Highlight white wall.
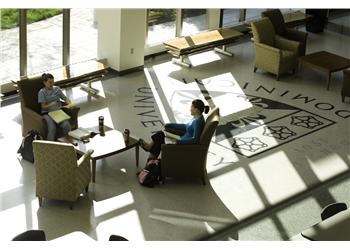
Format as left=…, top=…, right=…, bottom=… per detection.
left=207, top=9, right=221, bottom=30
left=96, top=9, right=146, bottom=72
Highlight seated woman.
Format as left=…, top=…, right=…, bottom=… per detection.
left=38, top=73, right=72, bottom=141
left=139, top=99, right=210, bottom=160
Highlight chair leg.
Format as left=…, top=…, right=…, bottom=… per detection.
left=276, top=74, right=280, bottom=81
left=253, top=67, right=257, bottom=73
left=38, top=197, right=43, bottom=207
left=85, top=184, right=89, bottom=193
left=202, top=178, right=206, bottom=186
left=342, top=95, right=345, bottom=103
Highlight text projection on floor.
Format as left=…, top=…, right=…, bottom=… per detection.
left=212, top=81, right=350, bottom=157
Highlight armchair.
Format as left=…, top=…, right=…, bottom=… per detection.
left=33, top=140, right=93, bottom=209
left=161, top=107, right=220, bottom=185
left=251, top=18, right=300, bottom=80
left=262, top=9, right=308, bottom=56
left=17, top=76, right=79, bottom=139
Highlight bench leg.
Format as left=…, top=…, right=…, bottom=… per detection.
left=80, top=80, right=100, bottom=95
left=214, top=45, right=233, bottom=57
left=172, top=56, right=191, bottom=68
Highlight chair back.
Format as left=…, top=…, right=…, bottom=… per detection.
left=17, top=76, right=44, bottom=114
left=251, top=18, right=276, bottom=46
left=262, top=9, right=286, bottom=35
left=321, top=202, right=347, bottom=221
left=199, top=107, right=220, bottom=147
left=33, top=140, right=78, bottom=201
left=12, top=230, right=46, bottom=241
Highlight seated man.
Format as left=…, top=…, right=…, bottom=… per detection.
left=38, top=73, right=72, bottom=141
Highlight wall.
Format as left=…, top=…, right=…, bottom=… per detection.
left=96, top=9, right=146, bottom=72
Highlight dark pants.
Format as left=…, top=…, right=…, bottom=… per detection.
left=149, top=131, right=165, bottom=158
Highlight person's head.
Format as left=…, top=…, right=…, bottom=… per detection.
left=42, top=73, right=54, bottom=89
left=190, top=99, right=210, bottom=116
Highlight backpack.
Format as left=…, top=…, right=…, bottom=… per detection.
left=17, top=130, right=43, bottom=163
left=138, top=159, right=161, bottom=187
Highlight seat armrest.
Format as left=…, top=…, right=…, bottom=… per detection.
left=285, top=28, right=308, bottom=43
left=274, top=35, right=300, bottom=54
left=77, top=149, right=94, bottom=167
left=161, top=144, right=206, bottom=153
left=62, top=106, right=80, bottom=129
left=22, top=106, right=44, bottom=122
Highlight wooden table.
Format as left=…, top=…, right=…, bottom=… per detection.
left=163, top=28, right=244, bottom=67
left=59, top=126, right=139, bottom=183
left=301, top=210, right=350, bottom=241
left=298, top=51, right=350, bottom=90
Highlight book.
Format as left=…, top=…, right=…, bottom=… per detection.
left=164, top=130, right=181, bottom=140
left=48, top=109, right=71, bottom=124
left=68, top=127, right=92, bottom=140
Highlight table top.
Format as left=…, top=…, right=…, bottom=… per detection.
left=299, top=51, right=350, bottom=72
left=283, top=11, right=313, bottom=28
left=163, top=28, right=243, bottom=51
left=59, top=126, right=139, bottom=160
left=301, top=210, right=350, bottom=241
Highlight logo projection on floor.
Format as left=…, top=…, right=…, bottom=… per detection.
left=215, top=94, right=336, bottom=158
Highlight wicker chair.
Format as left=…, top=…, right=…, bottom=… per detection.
left=262, top=9, right=308, bottom=56
left=33, top=140, right=93, bottom=209
left=251, top=18, right=300, bottom=80
left=161, top=107, right=220, bottom=185
left=17, top=76, right=79, bottom=139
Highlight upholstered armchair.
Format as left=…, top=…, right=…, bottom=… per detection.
left=342, top=70, right=350, bottom=102
left=262, top=9, right=308, bottom=56
left=161, top=107, right=220, bottom=185
left=33, top=140, right=93, bottom=209
left=17, top=76, right=79, bottom=139
left=251, top=18, right=300, bottom=80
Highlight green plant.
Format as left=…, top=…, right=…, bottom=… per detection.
left=1, top=9, right=63, bottom=30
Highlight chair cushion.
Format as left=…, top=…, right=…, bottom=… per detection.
left=200, top=107, right=220, bottom=146
left=251, top=18, right=276, bottom=46
left=18, top=76, right=44, bottom=114
left=262, top=9, right=286, bottom=35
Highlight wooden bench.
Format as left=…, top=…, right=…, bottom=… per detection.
left=163, top=27, right=244, bottom=67
left=1, top=59, right=110, bottom=97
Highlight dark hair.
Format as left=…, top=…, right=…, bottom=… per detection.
left=41, top=73, right=54, bottom=82
left=192, top=99, right=210, bottom=114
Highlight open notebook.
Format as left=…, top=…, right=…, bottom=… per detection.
left=48, top=109, right=71, bottom=124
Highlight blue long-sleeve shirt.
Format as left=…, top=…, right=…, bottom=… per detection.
left=165, top=115, right=205, bottom=144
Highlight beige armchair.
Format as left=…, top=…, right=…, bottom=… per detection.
left=33, top=140, right=93, bottom=209
left=161, top=107, right=220, bottom=185
left=262, top=9, right=308, bottom=56
left=17, top=76, right=79, bottom=139
left=251, top=18, right=300, bottom=80
left=342, top=70, right=350, bottom=102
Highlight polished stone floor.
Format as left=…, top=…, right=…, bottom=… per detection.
left=0, top=15, right=350, bottom=242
